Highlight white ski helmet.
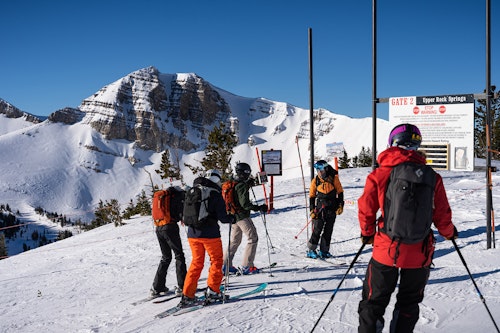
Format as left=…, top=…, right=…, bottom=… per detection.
left=205, top=169, right=222, bottom=185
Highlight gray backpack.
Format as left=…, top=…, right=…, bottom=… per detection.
left=183, top=184, right=218, bottom=228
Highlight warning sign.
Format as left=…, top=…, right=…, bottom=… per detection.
left=389, top=94, right=474, bottom=171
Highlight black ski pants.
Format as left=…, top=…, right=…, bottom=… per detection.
left=152, top=223, right=187, bottom=291
left=307, top=209, right=336, bottom=253
left=358, top=258, right=430, bottom=333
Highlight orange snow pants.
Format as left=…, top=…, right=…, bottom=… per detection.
left=183, top=237, right=223, bottom=298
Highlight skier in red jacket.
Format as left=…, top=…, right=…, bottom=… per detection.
left=357, top=123, right=458, bottom=333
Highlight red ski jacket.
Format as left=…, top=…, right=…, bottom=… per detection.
left=358, top=147, right=456, bottom=268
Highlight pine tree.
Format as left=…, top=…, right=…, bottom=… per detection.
left=57, top=230, right=73, bottom=240
left=357, top=146, right=373, bottom=167
left=352, top=156, right=359, bottom=168
left=91, top=200, right=110, bottom=229
left=0, top=233, right=7, bottom=259
left=135, top=190, right=151, bottom=216
left=155, top=150, right=182, bottom=183
left=107, top=199, right=123, bottom=227
left=122, top=199, right=136, bottom=220
left=338, top=149, right=351, bottom=169
left=475, top=86, right=499, bottom=158
left=185, top=122, right=238, bottom=179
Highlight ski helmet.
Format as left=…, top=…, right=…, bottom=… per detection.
left=388, top=123, right=422, bottom=150
left=205, top=169, right=222, bottom=185
left=235, top=162, right=251, bottom=180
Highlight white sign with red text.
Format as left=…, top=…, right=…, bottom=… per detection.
left=389, top=94, right=474, bottom=171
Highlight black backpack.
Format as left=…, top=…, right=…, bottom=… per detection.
left=183, top=184, right=218, bottom=228
left=382, top=162, right=436, bottom=244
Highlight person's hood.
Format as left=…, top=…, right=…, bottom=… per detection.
left=377, top=147, right=426, bottom=168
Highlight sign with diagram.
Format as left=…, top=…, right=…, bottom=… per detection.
left=326, top=142, right=345, bottom=158
left=261, top=149, right=282, bottom=176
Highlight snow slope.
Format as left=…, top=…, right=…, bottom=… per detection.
left=0, top=166, right=499, bottom=333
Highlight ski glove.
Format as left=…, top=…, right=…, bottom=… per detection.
left=445, top=226, right=459, bottom=240
left=335, top=200, right=344, bottom=215
left=310, top=209, right=318, bottom=219
left=257, top=204, right=268, bottom=213
left=246, top=177, right=256, bottom=187
left=361, top=234, right=375, bottom=244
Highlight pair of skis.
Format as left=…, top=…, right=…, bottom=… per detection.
left=131, top=291, right=178, bottom=306
left=155, top=282, right=268, bottom=318
left=291, top=253, right=347, bottom=266
left=222, top=262, right=277, bottom=282
left=234, top=262, right=277, bottom=276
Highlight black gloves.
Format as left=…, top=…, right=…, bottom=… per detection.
left=258, top=204, right=268, bottom=213
left=361, top=234, right=375, bottom=244
left=445, top=226, right=459, bottom=240
left=246, top=177, right=256, bottom=187
left=253, top=204, right=268, bottom=213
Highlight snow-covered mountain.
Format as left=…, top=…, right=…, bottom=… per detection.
left=0, top=66, right=390, bottom=225
left=1, top=72, right=499, bottom=331
left=0, top=98, right=42, bottom=134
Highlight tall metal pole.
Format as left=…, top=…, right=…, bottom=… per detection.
left=372, top=0, right=378, bottom=170
left=308, top=28, right=314, bottom=180
left=485, top=0, right=492, bottom=249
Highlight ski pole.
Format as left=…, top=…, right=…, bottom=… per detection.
left=311, top=242, right=367, bottom=333
left=452, top=239, right=499, bottom=332
left=294, top=218, right=313, bottom=239
left=250, top=187, right=275, bottom=276
left=295, top=208, right=323, bottom=239
left=223, top=218, right=233, bottom=303
left=260, top=210, right=275, bottom=250
left=250, top=187, right=275, bottom=249
left=296, top=136, right=310, bottom=240
left=261, top=211, right=274, bottom=277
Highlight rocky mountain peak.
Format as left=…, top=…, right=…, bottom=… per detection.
left=78, top=66, right=232, bottom=152
left=0, top=98, right=42, bottom=124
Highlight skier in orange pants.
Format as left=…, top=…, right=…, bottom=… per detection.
left=178, top=170, right=235, bottom=307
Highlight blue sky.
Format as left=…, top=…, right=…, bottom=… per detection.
left=1, top=0, right=497, bottom=120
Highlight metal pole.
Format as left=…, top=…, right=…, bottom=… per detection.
left=308, top=27, right=314, bottom=181
left=308, top=27, right=315, bottom=240
left=372, top=0, right=378, bottom=170
left=485, top=0, right=492, bottom=249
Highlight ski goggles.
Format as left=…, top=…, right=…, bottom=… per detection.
left=313, top=162, right=328, bottom=170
